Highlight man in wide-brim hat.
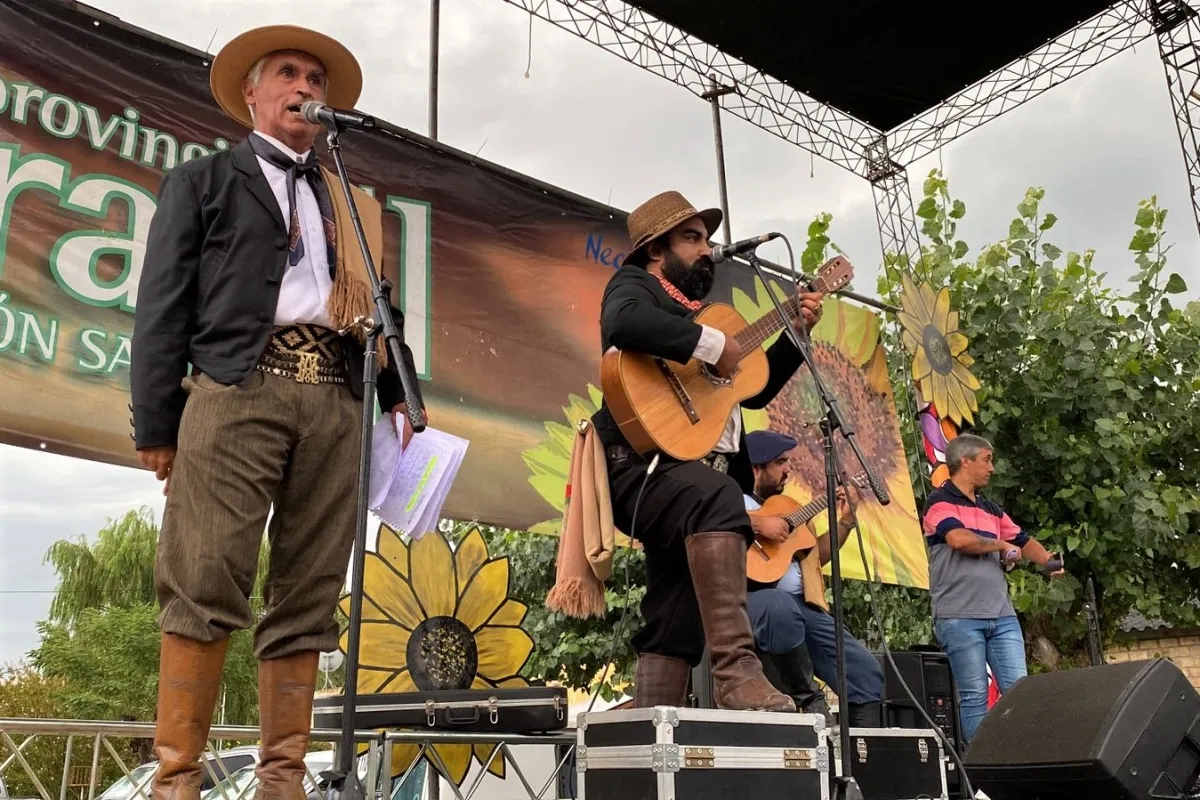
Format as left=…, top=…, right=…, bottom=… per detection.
left=589, top=190, right=826, bottom=712
left=131, top=25, right=424, bottom=800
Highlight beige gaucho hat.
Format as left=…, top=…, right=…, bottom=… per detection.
left=624, top=190, right=723, bottom=267
left=209, top=25, right=363, bottom=129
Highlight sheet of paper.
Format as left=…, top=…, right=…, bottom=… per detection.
left=368, top=417, right=469, bottom=539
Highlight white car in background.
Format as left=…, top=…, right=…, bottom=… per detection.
left=95, top=746, right=260, bottom=800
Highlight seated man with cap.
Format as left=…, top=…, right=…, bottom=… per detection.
left=744, top=430, right=885, bottom=727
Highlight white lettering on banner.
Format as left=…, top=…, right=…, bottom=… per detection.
left=0, top=142, right=434, bottom=381
left=384, top=196, right=432, bottom=379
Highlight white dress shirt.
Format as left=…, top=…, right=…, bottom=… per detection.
left=693, top=324, right=743, bottom=454
left=252, top=132, right=334, bottom=329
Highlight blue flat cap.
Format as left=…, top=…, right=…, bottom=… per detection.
left=746, top=430, right=798, bottom=465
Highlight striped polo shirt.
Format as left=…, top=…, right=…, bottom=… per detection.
left=922, top=481, right=1029, bottom=620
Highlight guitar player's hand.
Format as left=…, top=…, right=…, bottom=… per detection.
left=714, top=334, right=742, bottom=378
left=793, top=291, right=825, bottom=333
left=751, top=516, right=791, bottom=544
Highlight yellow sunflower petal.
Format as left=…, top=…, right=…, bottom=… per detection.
left=897, top=310, right=925, bottom=341
left=494, top=676, right=530, bottom=688
left=956, top=351, right=975, bottom=368
left=934, top=287, right=952, bottom=332
left=357, top=668, right=397, bottom=694
left=457, top=559, right=510, bottom=631
left=947, top=377, right=974, bottom=426
left=488, top=599, right=528, bottom=627
left=901, top=328, right=921, bottom=356
left=945, top=331, right=969, bottom=358
left=475, top=627, right=534, bottom=682
left=863, top=347, right=891, bottom=396
left=364, top=554, right=423, bottom=630
left=345, top=622, right=412, bottom=671
left=455, top=528, right=489, bottom=585
left=952, top=359, right=982, bottom=391
left=912, top=347, right=934, bottom=382
left=919, top=282, right=939, bottom=321
left=471, top=674, right=495, bottom=689
left=410, top=533, right=457, bottom=618
left=377, top=525, right=409, bottom=579
left=389, top=743, right=421, bottom=780
left=901, top=274, right=929, bottom=322
left=339, top=594, right=390, bottom=623
left=474, top=744, right=506, bottom=779
left=931, top=375, right=951, bottom=427
left=947, top=309, right=960, bottom=333
left=431, top=744, right=473, bottom=786
left=387, top=669, right=418, bottom=694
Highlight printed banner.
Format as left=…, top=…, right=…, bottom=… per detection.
left=0, top=0, right=926, bottom=586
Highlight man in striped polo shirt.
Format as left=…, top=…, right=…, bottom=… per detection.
left=922, top=434, right=1065, bottom=744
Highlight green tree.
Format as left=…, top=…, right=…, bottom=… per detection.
left=32, top=508, right=267, bottom=729
left=876, top=171, right=1200, bottom=664
left=0, top=666, right=70, bottom=798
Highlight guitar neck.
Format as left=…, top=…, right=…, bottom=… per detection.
left=733, top=276, right=832, bottom=353
left=784, top=494, right=831, bottom=528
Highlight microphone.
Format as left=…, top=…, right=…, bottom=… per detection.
left=300, top=101, right=376, bottom=132
left=709, top=232, right=781, bottom=264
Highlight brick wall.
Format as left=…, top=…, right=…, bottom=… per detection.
left=1106, top=634, right=1200, bottom=688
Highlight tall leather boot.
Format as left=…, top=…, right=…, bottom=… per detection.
left=632, top=653, right=691, bottom=707
left=684, top=532, right=795, bottom=712
left=254, top=652, right=320, bottom=800
left=773, top=646, right=833, bottom=725
left=151, top=633, right=229, bottom=800
left=847, top=701, right=882, bottom=729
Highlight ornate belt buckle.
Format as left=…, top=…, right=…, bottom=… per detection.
left=295, top=351, right=320, bottom=384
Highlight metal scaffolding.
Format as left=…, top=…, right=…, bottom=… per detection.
left=1154, top=0, right=1200, bottom=237
left=497, top=0, right=1200, bottom=265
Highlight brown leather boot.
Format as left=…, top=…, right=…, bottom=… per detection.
left=685, top=532, right=795, bottom=712
left=151, top=633, right=229, bottom=800
left=632, top=654, right=691, bottom=707
left=254, top=652, right=319, bottom=800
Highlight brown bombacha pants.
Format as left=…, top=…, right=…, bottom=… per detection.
left=155, top=370, right=362, bottom=660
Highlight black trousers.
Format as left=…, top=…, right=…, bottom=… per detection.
left=607, top=447, right=754, bottom=666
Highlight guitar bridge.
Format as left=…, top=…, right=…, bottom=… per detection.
left=655, top=358, right=700, bottom=424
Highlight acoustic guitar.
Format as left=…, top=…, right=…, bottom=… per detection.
left=599, top=256, right=855, bottom=461
left=746, top=473, right=870, bottom=584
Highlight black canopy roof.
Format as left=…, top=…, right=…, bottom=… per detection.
left=624, top=0, right=1118, bottom=130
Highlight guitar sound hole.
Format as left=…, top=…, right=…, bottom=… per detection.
left=700, top=363, right=733, bottom=387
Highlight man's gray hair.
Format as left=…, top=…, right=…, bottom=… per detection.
left=945, top=433, right=993, bottom=475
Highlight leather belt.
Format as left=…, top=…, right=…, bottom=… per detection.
left=606, top=444, right=731, bottom=474
left=256, top=324, right=346, bottom=385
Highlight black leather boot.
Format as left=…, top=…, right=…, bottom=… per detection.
left=773, top=645, right=832, bottom=724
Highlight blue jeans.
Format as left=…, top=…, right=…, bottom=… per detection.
left=934, top=616, right=1028, bottom=743
left=747, top=588, right=883, bottom=704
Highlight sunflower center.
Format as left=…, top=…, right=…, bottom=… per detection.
left=922, top=324, right=955, bottom=376
left=407, top=616, right=478, bottom=691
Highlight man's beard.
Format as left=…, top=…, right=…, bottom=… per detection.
left=758, top=477, right=786, bottom=499
left=661, top=250, right=715, bottom=301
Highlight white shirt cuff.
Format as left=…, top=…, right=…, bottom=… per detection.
left=692, top=324, right=725, bottom=365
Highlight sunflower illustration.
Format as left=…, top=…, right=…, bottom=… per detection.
left=896, top=274, right=980, bottom=426
left=337, top=525, right=534, bottom=785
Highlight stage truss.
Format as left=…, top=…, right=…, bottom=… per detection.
left=503, top=0, right=1200, bottom=259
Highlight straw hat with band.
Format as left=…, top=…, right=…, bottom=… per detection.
left=209, top=25, right=363, bottom=129
left=623, top=190, right=723, bottom=268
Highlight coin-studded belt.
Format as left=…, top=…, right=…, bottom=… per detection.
left=256, top=324, right=346, bottom=385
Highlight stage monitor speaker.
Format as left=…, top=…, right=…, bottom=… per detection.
left=964, top=658, right=1200, bottom=800
left=875, top=649, right=962, bottom=754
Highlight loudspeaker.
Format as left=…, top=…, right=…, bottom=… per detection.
left=875, top=649, right=963, bottom=754
left=964, top=658, right=1200, bottom=799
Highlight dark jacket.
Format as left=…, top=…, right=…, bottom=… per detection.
left=591, top=266, right=804, bottom=494
left=130, top=138, right=422, bottom=450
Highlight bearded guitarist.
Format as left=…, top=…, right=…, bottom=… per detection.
left=591, top=190, right=826, bottom=713
left=743, top=430, right=885, bottom=727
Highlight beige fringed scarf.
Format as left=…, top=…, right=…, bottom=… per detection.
left=320, top=165, right=388, bottom=368
left=546, top=419, right=617, bottom=619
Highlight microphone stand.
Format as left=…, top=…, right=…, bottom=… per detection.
left=318, top=119, right=427, bottom=800
left=743, top=248, right=891, bottom=800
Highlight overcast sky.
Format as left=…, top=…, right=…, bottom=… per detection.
left=3, top=0, right=1200, bottom=668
